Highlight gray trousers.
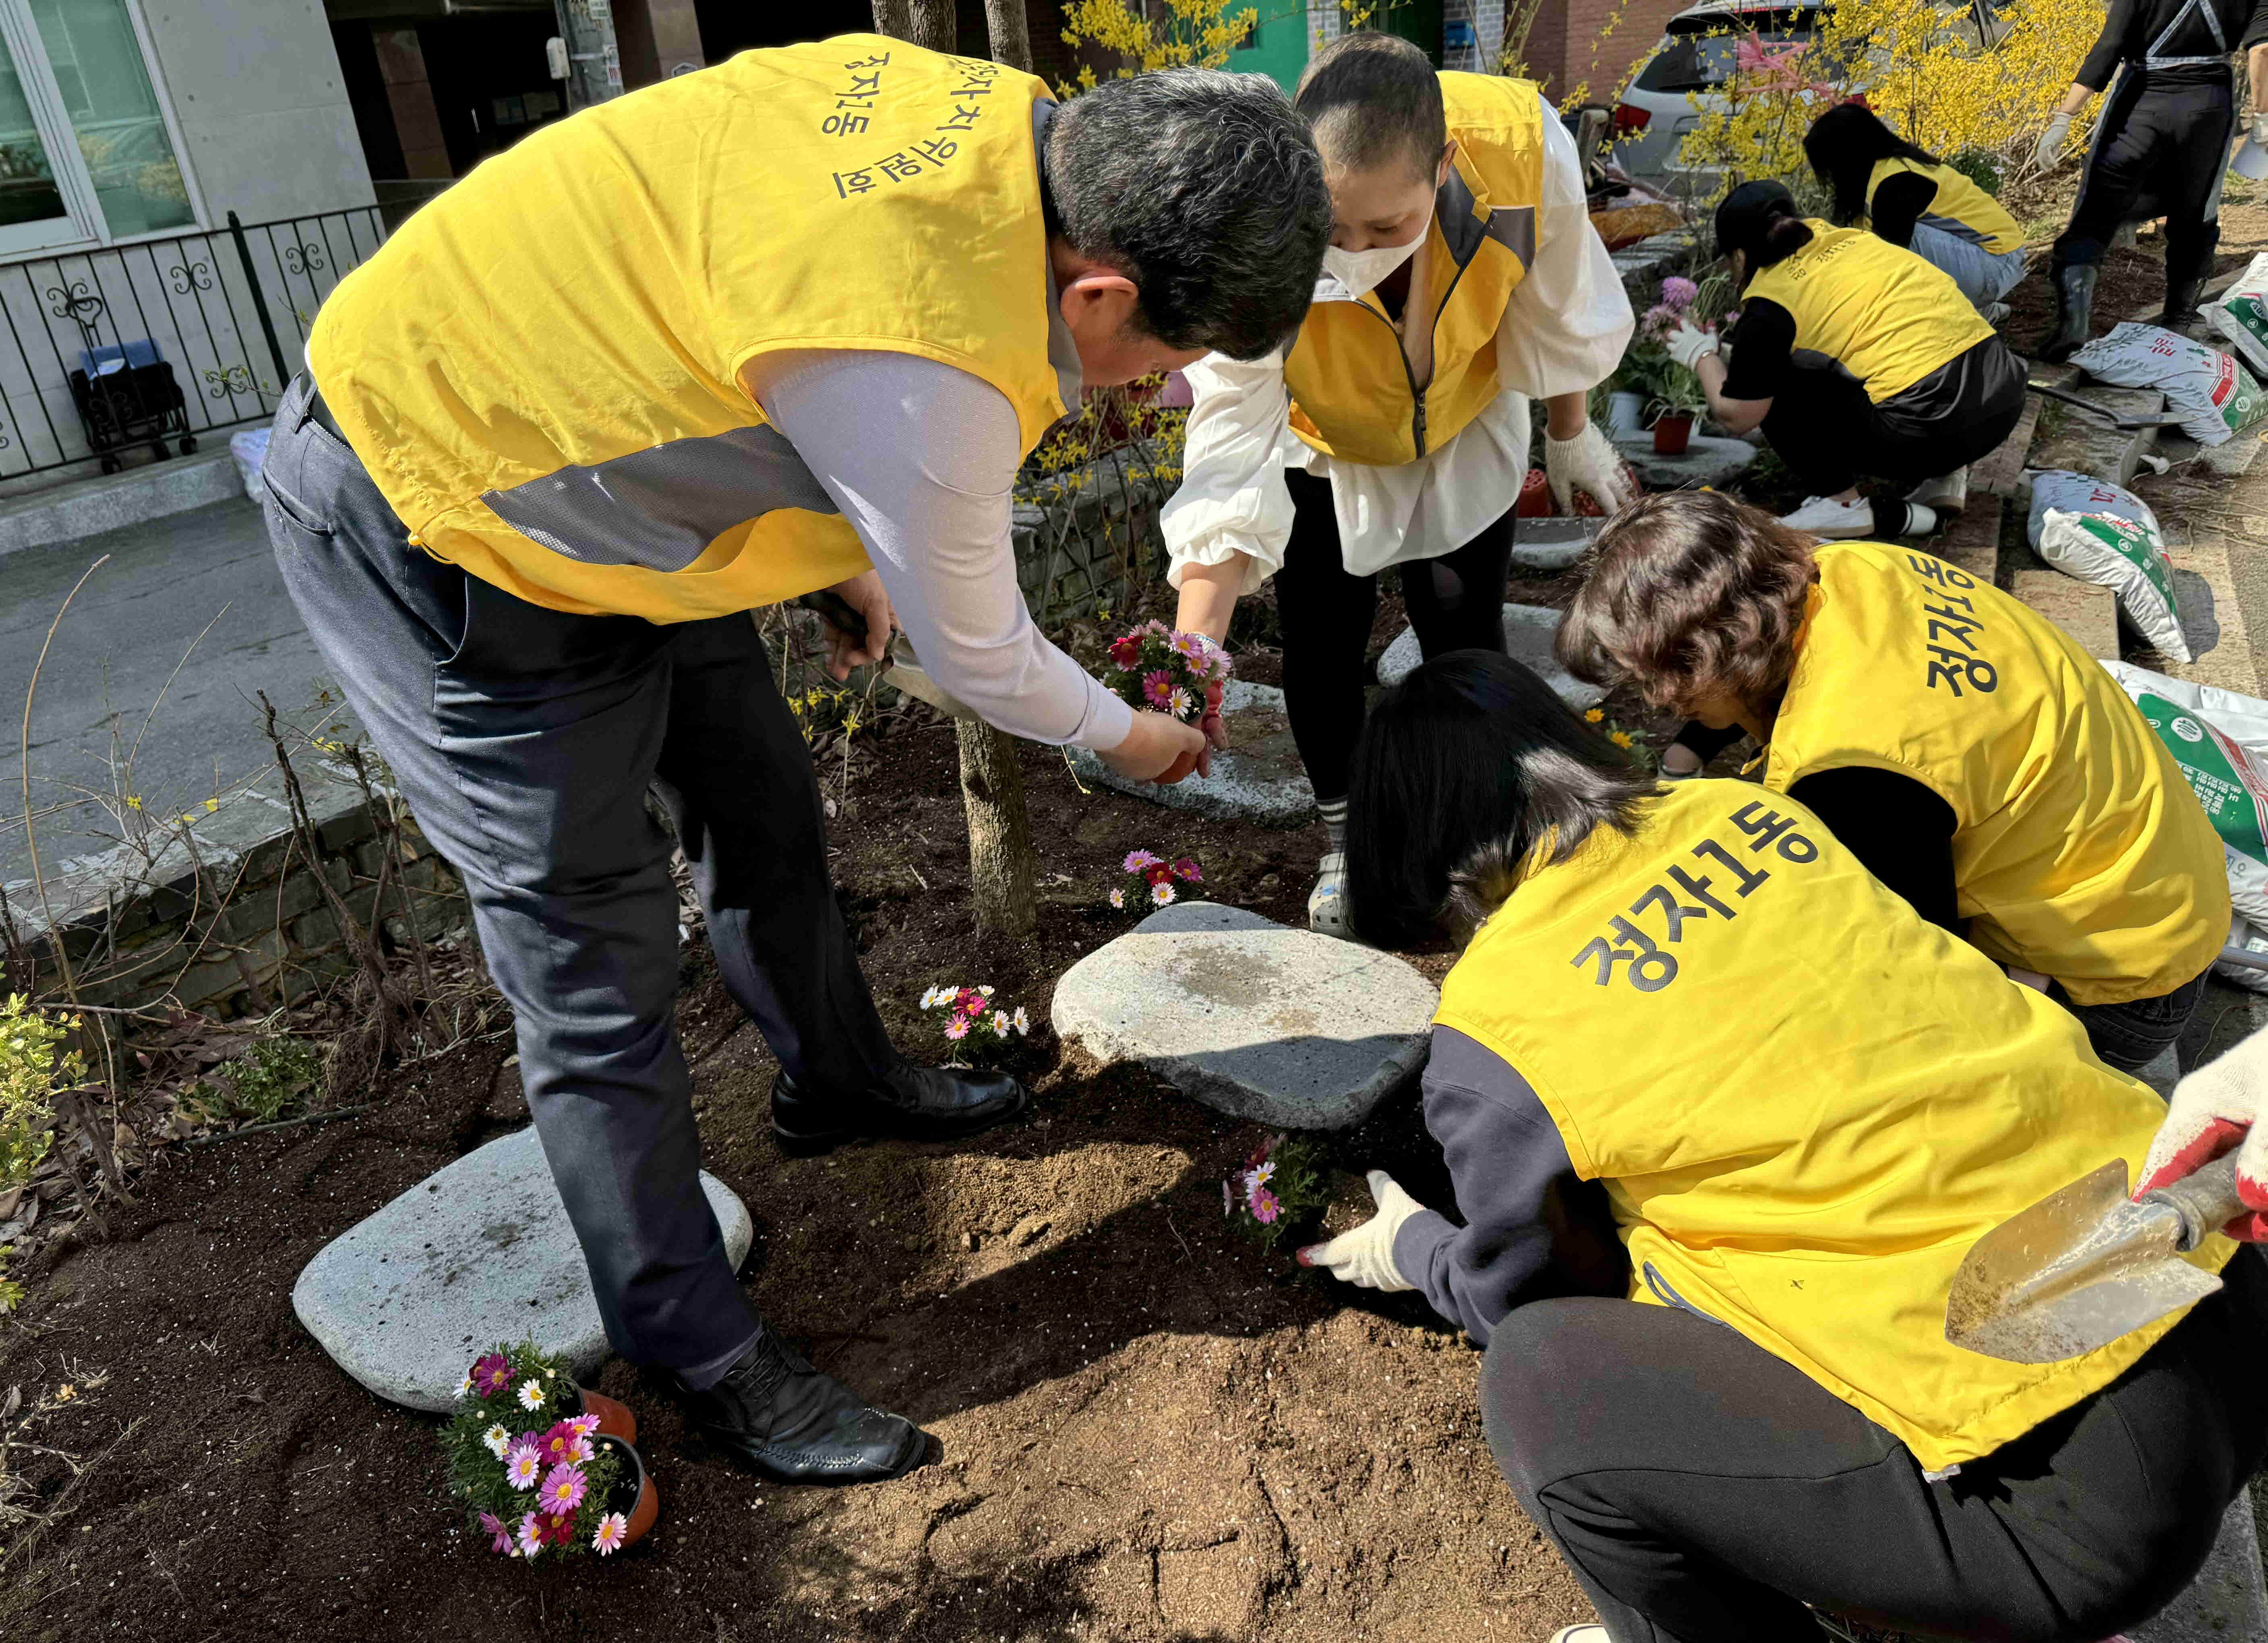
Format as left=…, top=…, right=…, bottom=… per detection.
left=261, top=376, right=900, bottom=1374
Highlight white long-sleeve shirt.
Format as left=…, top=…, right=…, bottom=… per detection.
left=1162, top=112, right=1635, bottom=591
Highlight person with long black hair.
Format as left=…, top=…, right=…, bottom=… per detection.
left=1662, top=180, right=2027, bottom=540
left=1803, top=102, right=2028, bottom=317
left=2033, top=0, right=2268, bottom=360
left=1298, top=646, right=2265, bottom=1643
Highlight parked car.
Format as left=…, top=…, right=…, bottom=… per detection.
left=1611, top=2, right=1836, bottom=184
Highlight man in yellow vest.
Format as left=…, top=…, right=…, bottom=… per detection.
left=1300, top=649, right=2262, bottom=1643
left=259, top=39, right=1328, bottom=1485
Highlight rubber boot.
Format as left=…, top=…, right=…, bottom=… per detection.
left=2155, top=225, right=2219, bottom=333
left=2036, top=262, right=2097, bottom=364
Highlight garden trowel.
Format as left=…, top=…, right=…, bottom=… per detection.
left=786, top=589, right=976, bottom=720
left=1945, top=1153, right=2246, bottom=1364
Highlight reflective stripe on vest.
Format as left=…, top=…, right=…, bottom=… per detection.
left=1743, top=222, right=1994, bottom=403
left=2143, top=0, right=2228, bottom=70
left=1283, top=74, right=1545, bottom=467
left=308, top=36, right=1070, bottom=623
left=1862, top=157, right=2023, bottom=256
left=1763, top=543, right=2229, bottom=1004
left=1433, top=777, right=2235, bottom=1476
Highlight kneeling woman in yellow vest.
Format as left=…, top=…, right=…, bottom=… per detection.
left=1561, top=490, right=2229, bottom=1075
left=1299, top=647, right=2262, bottom=1641
left=1164, top=31, right=1635, bottom=938
left=1663, top=180, right=2027, bottom=545
left=1803, top=103, right=2030, bottom=318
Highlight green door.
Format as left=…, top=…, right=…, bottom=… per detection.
left=1225, top=0, right=1309, bottom=94
left=1372, top=0, right=1445, bottom=65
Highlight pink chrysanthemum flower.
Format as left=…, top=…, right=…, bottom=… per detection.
left=479, top=1511, right=511, bottom=1554
left=1142, top=670, right=1173, bottom=709
left=1108, top=887, right=1126, bottom=909
left=1170, top=857, right=1201, bottom=883
left=540, top=1511, right=577, bottom=1547
left=1109, top=635, right=1142, bottom=668
left=1662, top=275, right=1699, bottom=308
left=1123, top=850, right=1162, bottom=872
left=505, top=1440, right=543, bottom=1491
left=593, top=1511, right=630, bottom=1555
left=569, top=1413, right=602, bottom=1440
left=471, top=1352, right=513, bottom=1397
left=1251, top=1186, right=1282, bottom=1225
left=516, top=1513, right=545, bottom=1558
left=538, top=1463, right=588, bottom=1515
left=1151, top=881, right=1175, bottom=906
left=944, top=1016, right=971, bottom=1040
left=538, top=1420, right=593, bottom=1466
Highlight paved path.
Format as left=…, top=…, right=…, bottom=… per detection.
left=0, top=497, right=336, bottom=889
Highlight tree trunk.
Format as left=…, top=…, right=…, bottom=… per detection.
left=956, top=717, right=1039, bottom=943
left=984, top=0, right=1033, bottom=71
left=905, top=0, right=958, bottom=52
left=869, top=0, right=1041, bottom=951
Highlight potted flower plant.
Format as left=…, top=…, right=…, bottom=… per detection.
left=1222, top=1131, right=1332, bottom=1252
left=442, top=1342, right=658, bottom=1559
left=1616, top=274, right=1714, bottom=455
left=1099, top=622, right=1231, bottom=724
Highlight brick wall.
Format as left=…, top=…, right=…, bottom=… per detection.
left=1524, top=0, right=1684, bottom=105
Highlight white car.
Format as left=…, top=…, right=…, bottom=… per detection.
left=1611, top=2, right=1834, bottom=184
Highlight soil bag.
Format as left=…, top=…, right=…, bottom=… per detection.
left=2069, top=322, right=2264, bottom=446
left=2025, top=469, right=2190, bottom=662
left=2100, top=661, right=2268, bottom=959
left=2207, top=251, right=2268, bottom=380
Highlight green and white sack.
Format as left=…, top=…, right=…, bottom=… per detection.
left=2100, top=662, right=2268, bottom=977
left=2207, top=251, right=2268, bottom=381
left=2069, top=322, right=2265, bottom=446
left=2026, top=470, right=2191, bottom=662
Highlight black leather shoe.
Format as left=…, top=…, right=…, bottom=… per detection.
left=770, top=1061, right=1029, bottom=1156
left=2036, top=262, right=2097, bottom=364
left=678, top=1330, right=925, bottom=1486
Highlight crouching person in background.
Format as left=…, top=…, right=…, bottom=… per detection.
left=1300, top=647, right=2264, bottom=1642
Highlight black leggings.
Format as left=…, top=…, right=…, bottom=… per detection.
left=1277, top=466, right=1513, bottom=803
left=1482, top=1250, right=2268, bottom=1643
left=1761, top=340, right=2028, bottom=500
left=2053, top=70, right=2231, bottom=277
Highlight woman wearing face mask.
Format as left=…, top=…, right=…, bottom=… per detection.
left=1161, top=30, right=1636, bottom=936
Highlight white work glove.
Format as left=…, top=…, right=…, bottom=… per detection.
left=2251, top=113, right=2268, bottom=146
left=2138, top=1023, right=2268, bottom=1242
left=1545, top=422, right=1635, bottom=514
left=1663, top=320, right=1719, bottom=372
left=1297, top=1169, right=1422, bottom=1291
left=2033, top=112, right=2073, bottom=170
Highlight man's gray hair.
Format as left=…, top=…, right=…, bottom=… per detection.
left=1046, top=69, right=1329, bottom=362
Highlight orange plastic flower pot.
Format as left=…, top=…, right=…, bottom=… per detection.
left=575, top=1384, right=638, bottom=1445
left=593, top=1434, right=659, bottom=1550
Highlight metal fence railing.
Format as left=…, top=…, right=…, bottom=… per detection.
left=0, top=205, right=386, bottom=479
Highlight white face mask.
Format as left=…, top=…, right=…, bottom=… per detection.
left=1322, top=231, right=1422, bottom=300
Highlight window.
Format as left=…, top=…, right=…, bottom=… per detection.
left=0, top=0, right=190, bottom=256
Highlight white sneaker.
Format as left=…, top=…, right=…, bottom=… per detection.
left=1307, top=850, right=1351, bottom=938
left=1907, top=467, right=1968, bottom=516
left=1550, top=1629, right=1612, bottom=1643
left=1777, top=494, right=1876, bottom=538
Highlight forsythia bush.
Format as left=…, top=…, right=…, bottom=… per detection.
left=1057, top=0, right=1255, bottom=89
left=0, top=994, right=81, bottom=1191
left=1678, top=0, right=2105, bottom=205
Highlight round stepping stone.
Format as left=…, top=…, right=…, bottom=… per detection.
left=1052, top=901, right=1438, bottom=1131
left=1068, top=680, right=1313, bottom=827
left=1611, top=431, right=1759, bottom=492
left=291, top=1126, right=752, bottom=1411
left=1376, top=602, right=1606, bottom=708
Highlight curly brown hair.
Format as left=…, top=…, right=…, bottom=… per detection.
left=1557, top=490, right=1819, bottom=718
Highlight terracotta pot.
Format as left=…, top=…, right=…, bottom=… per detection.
left=575, top=1384, right=637, bottom=1445
left=1517, top=466, right=1551, bottom=517
left=1652, top=412, right=1694, bottom=456
left=593, top=1434, right=659, bottom=1550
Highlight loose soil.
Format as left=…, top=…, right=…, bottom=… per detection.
left=0, top=572, right=1627, bottom=1643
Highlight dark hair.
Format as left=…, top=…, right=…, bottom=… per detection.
left=1558, top=490, right=1818, bottom=718
left=1804, top=103, right=1939, bottom=227
left=1047, top=68, right=1331, bottom=361
left=1711, top=179, right=1814, bottom=281
left=1345, top=650, right=1654, bottom=949
left=1294, top=31, right=1448, bottom=182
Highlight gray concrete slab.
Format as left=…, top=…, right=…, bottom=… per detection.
left=0, top=496, right=342, bottom=887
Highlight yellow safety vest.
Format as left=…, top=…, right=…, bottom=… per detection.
left=1764, top=544, right=2228, bottom=1004
left=1435, top=778, right=2233, bottom=1476
left=1283, top=74, right=1545, bottom=466
left=1862, top=157, right=2023, bottom=256
left=308, top=36, right=1072, bottom=623
left=1743, top=220, right=1995, bottom=403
